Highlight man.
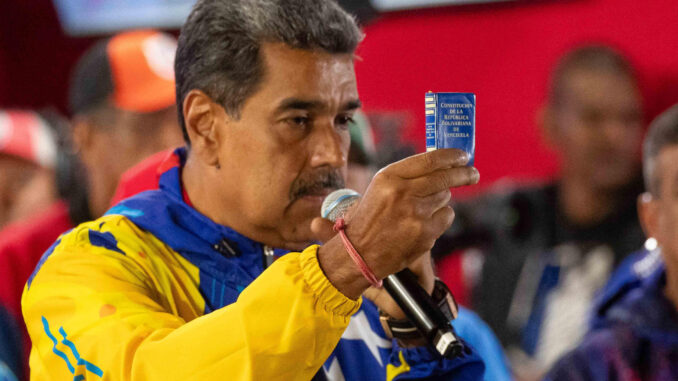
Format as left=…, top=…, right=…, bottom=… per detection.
left=107, top=110, right=511, bottom=381
left=67, top=29, right=183, bottom=219
left=434, top=45, right=646, bottom=375
left=0, top=30, right=182, bottom=380
left=0, top=110, right=58, bottom=229
left=545, top=103, right=678, bottom=380
left=23, top=1, right=484, bottom=380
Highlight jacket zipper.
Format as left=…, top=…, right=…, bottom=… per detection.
left=263, top=245, right=275, bottom=269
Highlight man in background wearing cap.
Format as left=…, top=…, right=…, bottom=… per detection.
left=67, top=29, right=182, bottom=218
left=0, top=109, right=59, bottom=381
left=0, top=30, right=182, bottom=381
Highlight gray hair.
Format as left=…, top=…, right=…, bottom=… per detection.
left=175, top=0, right=363, bottom=143
left=643, top=104, right=678, bottom=196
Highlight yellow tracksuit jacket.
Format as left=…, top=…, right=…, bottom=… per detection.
left=22, top=214, right=360, bottom=380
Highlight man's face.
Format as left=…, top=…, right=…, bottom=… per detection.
left=0, top=155, right=55, bottom=228
left=214, top=43, right=359, bottom=249
left=78, top=105, right=183, bottom=216
left=646, top=145, right=678, bottom=271
left=550, top=69, right=643, bottom=191
left=109, top=106, right=183, bottom=174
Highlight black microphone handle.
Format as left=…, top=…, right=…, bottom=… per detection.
left=382, top=269, right=463, bottom=358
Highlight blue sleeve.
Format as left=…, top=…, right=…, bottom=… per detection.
left=452, top=307, right=511, bottom=381
left=543, top=349, right=598, bottom=381
left=0, top=305, right=20, bottom=381
left=543, top=328, right=628, bottom=381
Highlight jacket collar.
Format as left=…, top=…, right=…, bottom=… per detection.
left=592, top=248, right=678, bottom=343
left=107, top=147, right=290, bottom=279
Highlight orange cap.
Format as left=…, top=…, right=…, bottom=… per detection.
left=107, top=30, right=177, bottom=113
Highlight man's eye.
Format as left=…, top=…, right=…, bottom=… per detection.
left=287, top=116, right=309, bottom=127
left=336, top=115, right=355, bottom=129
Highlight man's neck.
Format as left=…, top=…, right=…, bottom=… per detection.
left=558, top=177, right=620, bottom=227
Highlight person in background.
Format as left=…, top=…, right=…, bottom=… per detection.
left=545, top=103, right=678, bottom=380
left=66, top=30, right=182, bottom=220
left=22, top=0, right=485, bottom=379
left=0, top=30, right=182, bottom=381
left=0, top=110, right=58, bottom=229
left=434, top=44, right=646, bottom=378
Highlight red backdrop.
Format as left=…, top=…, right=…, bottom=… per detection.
left=1, top=0, right=678, bottom=194
left=354, top=0, right=678, bottom=193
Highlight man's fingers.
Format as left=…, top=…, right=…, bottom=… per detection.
left=310, top=217, right=337, bottom=243
left=415, top=189, right=451, bottom=217
left=410, top=166, right=479, bottom=196
left=385, top=149, right=470, bottom=179
left=406, top=253, right=435, bottom=293
left=429, top=205, right=456, bottom=236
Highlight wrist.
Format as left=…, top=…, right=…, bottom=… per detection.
left=333, top=218, right=382, bottom=288
left=317, top=236, right=371, bottom=300
left=378, top=278, right=459, bottom=342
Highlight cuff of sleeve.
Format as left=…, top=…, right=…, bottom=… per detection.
left=299, top=244, right=362, bottom=318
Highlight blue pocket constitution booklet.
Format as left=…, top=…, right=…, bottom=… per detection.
left=425, top=92, right=476, bottom=166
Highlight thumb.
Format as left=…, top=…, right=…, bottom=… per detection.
left=310, top=217, right=336, bottom=243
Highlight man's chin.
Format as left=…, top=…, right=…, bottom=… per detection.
left=279, top=233, right=317, bottom=252
left=278, top=194, right=338, bottom=250
left=590, top=166, right=638, bottom=190
left=278, top=215, right=321, bottom=251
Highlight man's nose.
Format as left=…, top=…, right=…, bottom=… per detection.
left=309, top=122, right=347, bottom=169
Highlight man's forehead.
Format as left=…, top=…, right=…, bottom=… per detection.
left=562, top=70, right=638, bottom=101
left=261, top=42, right=354, bottom=63
left=658, top=146, right=678, bottom=180
left=261, top=43, right=356, bottom=84
left=257, top=43, right=359, bottom=111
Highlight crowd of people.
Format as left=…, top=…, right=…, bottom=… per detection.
left=1, top=0, right=677, bottom=380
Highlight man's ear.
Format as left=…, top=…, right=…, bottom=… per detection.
left=71, top=117, right=99, bottom=167
left=183, top=89, right=225, bottom=167
left=638, top=192, right=660, bottom=240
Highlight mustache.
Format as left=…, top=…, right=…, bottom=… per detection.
left=289, top=168, right=345, bottom=201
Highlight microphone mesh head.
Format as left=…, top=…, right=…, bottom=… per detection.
left=321, top=189, right=361, bottom=222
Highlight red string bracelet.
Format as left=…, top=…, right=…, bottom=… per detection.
left=333, top=217, right=383, bottom=288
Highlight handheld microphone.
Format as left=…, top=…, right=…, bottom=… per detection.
left=321, top=189, right=464, bottom=358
